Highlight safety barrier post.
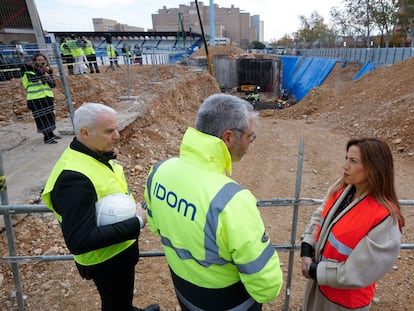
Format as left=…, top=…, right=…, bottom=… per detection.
left=0, top=151, right=24, bottom=311
left=283, top=141, right=304, bottom=311
left=52, top=42, right=75, bottom=130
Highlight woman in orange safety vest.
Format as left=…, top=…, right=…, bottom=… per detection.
left=301, top=138, right=404, bottom=311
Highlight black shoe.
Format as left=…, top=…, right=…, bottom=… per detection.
left=133, top=304, right=160, bottom=311
left=52, top=133, right=62, bottom=139
left=44, top=138, right=58, bottom=144
left=96, top=70, right=100, bottom=73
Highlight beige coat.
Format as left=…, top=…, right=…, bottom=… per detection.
left=302, top=185, right=401, bottom=311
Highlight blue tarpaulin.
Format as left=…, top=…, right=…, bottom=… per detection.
left=279, top=56, right=301, bottom=91
left=353, top=62, right=376, bottom=80
left=280, top=56, right=337, bottom=101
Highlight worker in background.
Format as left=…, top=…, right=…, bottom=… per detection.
left=81, top=35, right=100, bottom=73
left=66, top=34, right=85, bottom=75
left=106, top=40, right=120, bottom=71
left=60, top=37, right=74, bottom=75
left=144, top=94, right=283, bottom=310
left=121, top=42, right=133, bottom=65
left=133, top=44, right=143, bottom=65
left=21, top=53, right=61, bottom=144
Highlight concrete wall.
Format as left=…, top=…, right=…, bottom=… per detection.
left=212, top=55, right=282, bottom=94
left=212, top=55, right=238, bottom=90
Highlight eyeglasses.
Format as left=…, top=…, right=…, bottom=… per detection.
left=231, top=128, right=257, bottom=143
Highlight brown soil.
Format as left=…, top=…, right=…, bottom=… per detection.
left=0, top=53, right=413, bottom=310
left=190, top=45, right=245, bottom=58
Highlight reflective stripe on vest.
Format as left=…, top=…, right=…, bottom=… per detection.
left=23, top=72, right=54, bottom=100
left=83, top=40, right=95, bottom=56
left=107, top=45, right=117, bottom=57
left=66, top=40, right=83, bottom=57
left=145, top=159, right=166, bottom=218
left=151, top=177, right=274, bottom=276
left=321, top=230, right=353, bottom=259
left=318, top=190, right=390, bottom=308
left=60, top=43, right=72, bottom=56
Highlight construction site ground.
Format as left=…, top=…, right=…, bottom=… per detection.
left=0, top=51, right=413, bottom=310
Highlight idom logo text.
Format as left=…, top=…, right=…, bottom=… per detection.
left=154, top=183, right=197, bottom=221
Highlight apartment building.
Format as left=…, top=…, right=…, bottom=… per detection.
left=152, top=2, right=262, bottom=48
left=92, top=18, right=144, bottom=32
left=251, top=15, right=264, bottom=43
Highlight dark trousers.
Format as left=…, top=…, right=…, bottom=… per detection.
left=107, top=57, right=120, bottom=70
left=27, top=97, right=56, bottom=141
left=76, top=241, right=139, bottom=311
left=62, top=55, right=74, bottom=75
left=86, top=54, right=100, bottom=72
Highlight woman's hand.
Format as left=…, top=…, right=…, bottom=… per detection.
left=301, top=256, right=313, bottom=278
left=40, top=65, right=49, bottom=74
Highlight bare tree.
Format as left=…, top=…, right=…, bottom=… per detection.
left=330, top=6, right=366, bottom=47
left=370, top=0, right=399, bottom=47
left=295, top=11, right=336, bottom=48
left=331, top=0, right=400, bottom=47
left=397, top=0, right=414, bottom=46
left=343, top=0, right=376, bottom=47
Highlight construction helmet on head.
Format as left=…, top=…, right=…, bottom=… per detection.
left=95, top=193, right=136, bottom=226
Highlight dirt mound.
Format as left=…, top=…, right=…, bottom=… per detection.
left=0, top=65, right=218, bottom=125
left=190, top=45, right=245, bottom=58
left=275, top=58, right=414, bottom=156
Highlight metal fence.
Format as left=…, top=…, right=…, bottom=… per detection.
left=0, top=42, right=179, bottom=137
left=0, top=42, right=182, bottom=81
left=300, top=47, right=414, bottom=65
left=1, top=141, right=413, bottom=311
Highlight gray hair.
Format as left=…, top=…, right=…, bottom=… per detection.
left=195, top=94, right=257, bottom=137
left=73, top=103, right=117, bottom=137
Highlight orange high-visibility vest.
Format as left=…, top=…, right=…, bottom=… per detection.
left=317, top=189, right=390, bottom=308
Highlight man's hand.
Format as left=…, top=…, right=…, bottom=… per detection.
left=136, top=202, right=147, bottom=225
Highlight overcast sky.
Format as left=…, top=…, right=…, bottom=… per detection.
left=34, top=0, right=342, bottom=42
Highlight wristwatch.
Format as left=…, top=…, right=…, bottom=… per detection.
left=136, top=215, right=144, bottom=229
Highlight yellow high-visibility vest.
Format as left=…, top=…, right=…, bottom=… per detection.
left=42, top=147, right=135, bottom=266
left=22, top=69, right=54, bottom=100
left=145, top=127, right=283, bottom=303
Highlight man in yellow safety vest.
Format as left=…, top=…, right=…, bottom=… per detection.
left=144, top=94, right=283, bottom=310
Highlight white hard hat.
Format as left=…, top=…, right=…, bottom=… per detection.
left=95, top=193, right=136, bottom=226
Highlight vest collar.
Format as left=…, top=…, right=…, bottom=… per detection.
left=180, top=127, right=232, bottom=176
left=70, top=137, right=116, bottom=169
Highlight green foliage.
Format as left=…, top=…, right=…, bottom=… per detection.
left=250, top=41, right=266, bottom=49
left=397, top=0, right=414, bottom=46
left=294, top=11, right=336, bottom=48
left=268, top=0, right=405, bottom=48
left=269, top=34, right=294, bottom=48
left=330, top=0, right=400, bottom=47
